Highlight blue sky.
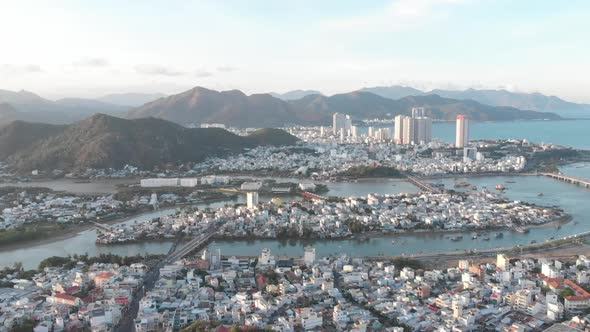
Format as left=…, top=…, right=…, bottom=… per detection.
left=1, top=0, right=589, bottom=102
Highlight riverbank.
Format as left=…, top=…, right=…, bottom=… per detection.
left=0, top=196, right=235, bottom=252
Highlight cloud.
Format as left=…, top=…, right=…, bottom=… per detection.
left=195, top=69, right=213, bottom=78
left=0, top=64, right=43, bottom=74
left=320, top=0, right=467, bottom=32
left=73, top=57, right=109, bottom=67
left=216, top=65, right=237, bottom=72
left=134, top=64, right=185, bottom=76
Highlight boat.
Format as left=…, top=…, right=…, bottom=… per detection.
left=537, top=193, right=544, bottom=197
left=495, top=184, right=506, bottom=191
left=495, top=232, right=503, bottom=238
left=483, top=237, right=490, bottom=241
left=514, top=226, right=529, bottom=233
left=506, top=180, right=516, bottom=184
left=470, top=185, right=477, bottom=190
left=450, top=235, right=463, bottom=242
left=454, top=181, right=471, bottom=188
left=530, top=240, right=537, bottom=244
left=471, top=234, right=478, bottom=240
left=391, top=240, right=396, bottom=245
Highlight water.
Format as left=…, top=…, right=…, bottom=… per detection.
left=208, top=175, right=590, bottom=258
left=4, top=175, right=590, bottom=268
left=360, top=120, right=590, bottom=150
left=0, top=178, right=135, bottom=194
left=0, top=200, right=241, bottom=270
left=432, top=120, right=590, bottom=150
left=561, top=162, right=590, bottom=179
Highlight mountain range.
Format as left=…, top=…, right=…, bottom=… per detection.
left=0, top=85, right=586, bottom=129
left=96, top=92, right=167, bottom=107
left=270, top=90, right=322, bottom=100
left=129, top=87, right=561, bottom=127
left=360, top=86, right=590, bottom=117
left=0, top=114, right=298, bottom=173
left=0, top=90, right=167, bottom=124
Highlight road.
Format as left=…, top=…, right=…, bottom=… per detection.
left=115, top=226, right=219, bottom=332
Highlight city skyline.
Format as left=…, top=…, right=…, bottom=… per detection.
left=1, top=0, right=589, bottom=102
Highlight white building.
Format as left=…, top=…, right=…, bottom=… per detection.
left=246, top=192, right=259, bottom=209
left=332, top=113, right=351, bottom=135
left=304, top=247, right=316, bottom=266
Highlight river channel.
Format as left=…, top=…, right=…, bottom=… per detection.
left=1, top=171, right=590, bottom=269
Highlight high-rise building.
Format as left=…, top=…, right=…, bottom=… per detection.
left=394, top=115, right=404, bottom=144
left=351, top=125, right=358, bottom=138
left=395, top=110, right=432, bottom=145
left=332, top=113, right=351, bottom=135
left=246, top=192, right=259, bottom=209
left=412, top=107, right=425, bottom=118
left=402, top=116, right=416, bottom=145
left=415, top=117, right=432, bottom=144
left=455, top=115, right=469, bottom=148
left=463, top=147, right=477, bottom=162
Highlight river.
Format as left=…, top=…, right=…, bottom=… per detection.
left=3, top=170, right=590, bottom=269
left=207, top=174, right=590, bottom=259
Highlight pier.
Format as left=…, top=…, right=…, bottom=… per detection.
left=541, top=172, right=590, bottom=188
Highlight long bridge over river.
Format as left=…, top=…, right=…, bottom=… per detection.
left=541, top=172, right=590, bottom=188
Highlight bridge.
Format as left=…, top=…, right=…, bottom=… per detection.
left=165, top=230, right=217, bottom=263
left=403, top=173, right=442, bottom=194
left=301, top=191, right=327, bottom=201
left=90, top=221, right=112, bottom=232
left=541, top=172, right=590, bottom=188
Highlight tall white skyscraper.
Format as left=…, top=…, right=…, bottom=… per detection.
left=415, top=117, right=432, bottom=144
left=455, top=115, right=469, bottom=148
left=394, top=115, right=404, bottom=144
left=402, top=116, right=416, bottom=145
left=411, top=107, right=425, bottom=118
left=332, top=113, right=351, bottom=135
left=395, top=109, right=432, bottom=145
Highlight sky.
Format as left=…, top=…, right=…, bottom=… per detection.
left=0, top=0, right=589, bottom=102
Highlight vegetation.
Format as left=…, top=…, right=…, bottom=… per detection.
left=390, top=257, right=424, bottom=270
left=1, top=114, right=298, bottom=173
left=38, top=253, right=164, bottom=270
left=559, top=288, right=575, bottom=298
left=0, top=222, right=69, bottom=247
left=338, top=165, right=403, bottom=178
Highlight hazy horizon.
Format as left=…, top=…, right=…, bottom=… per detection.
left=1, top=0, right=589, bottom=103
